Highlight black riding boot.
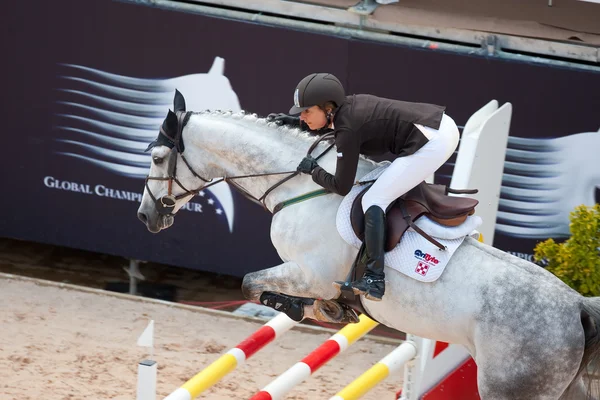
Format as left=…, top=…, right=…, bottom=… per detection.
left=350, top=206, right=386, bottom=301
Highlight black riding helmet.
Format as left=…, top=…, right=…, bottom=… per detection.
left=289, top=73, right=345, bottom=115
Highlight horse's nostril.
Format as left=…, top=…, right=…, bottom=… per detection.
left=137, top=212, right=148, bottom=224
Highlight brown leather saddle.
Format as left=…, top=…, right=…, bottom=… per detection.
left=350, top=181, right=479, bottom=252
left=332, top=181, right=479, bottom=324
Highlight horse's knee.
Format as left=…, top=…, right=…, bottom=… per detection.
left=241, top=273, right=261, bottom=301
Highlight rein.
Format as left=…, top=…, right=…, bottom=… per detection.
left=223, top=132, right=336, bottom=212
left=145, top=113, right=336, bottom=215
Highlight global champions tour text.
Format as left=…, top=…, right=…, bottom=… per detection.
left=43, top=176, right=204, bottom=213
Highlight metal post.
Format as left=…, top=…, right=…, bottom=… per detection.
left=348, top=0, right=378, bottom=15
left=124, top=259, right=146, bottom=296
left=486, top=35, right=497, bottom=56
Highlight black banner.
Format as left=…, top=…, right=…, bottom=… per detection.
left=1, top=0, right=598, bottom=275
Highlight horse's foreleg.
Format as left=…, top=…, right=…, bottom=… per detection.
left=241, top=261, right=320, bottom=301
left=242, top=262, right=355, bottom=323
left=242, top=262, right=316, bottom=322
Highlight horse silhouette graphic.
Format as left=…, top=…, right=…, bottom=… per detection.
left=54, top=57, right=238, bottom=232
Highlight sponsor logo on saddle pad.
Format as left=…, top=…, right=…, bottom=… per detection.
left=414, top=250, right=439, bottom=265
left=415, top=261, right=430, bottom=276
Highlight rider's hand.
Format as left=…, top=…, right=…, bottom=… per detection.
left=267, top=113, right=301, bottom=127
left=297, top=155, right=319, bottom=174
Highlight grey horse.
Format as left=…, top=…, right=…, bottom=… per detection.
left=137, top=91, right=600, bottom=399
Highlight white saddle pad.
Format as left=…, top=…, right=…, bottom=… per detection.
left=336, top=166, right=482, bottom=283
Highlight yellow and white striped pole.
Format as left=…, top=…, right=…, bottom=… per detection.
left=329, top=341, right=417, bottom=400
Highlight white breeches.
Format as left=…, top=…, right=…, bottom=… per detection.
left=361, top=113, right=460, bottom=213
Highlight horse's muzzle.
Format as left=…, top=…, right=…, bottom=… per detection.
left=155, top=195, right=176, bottom=216
left=137, top=211, right=148, bottom=225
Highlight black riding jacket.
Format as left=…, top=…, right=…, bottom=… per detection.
left=311, top=94, right=445, bottom=195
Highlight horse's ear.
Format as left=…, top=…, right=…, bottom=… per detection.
left=163, top=109, right=178, bottom=136
left=174, top=89, right=186, bottom=113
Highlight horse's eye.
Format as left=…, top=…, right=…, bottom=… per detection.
left=153, top=156, right=164, bottom=165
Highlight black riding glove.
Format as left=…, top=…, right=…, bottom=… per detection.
left=297, top=155, right=319, bottom=174
left=266, top=113, right=301, bottom=127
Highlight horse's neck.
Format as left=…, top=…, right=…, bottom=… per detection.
left=185, top=113, right=337, bottom=210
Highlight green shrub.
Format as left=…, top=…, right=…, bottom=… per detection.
left=534, top=204, right=600, bottom=296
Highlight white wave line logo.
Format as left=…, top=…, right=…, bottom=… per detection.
left=497, top=129, right=600, bottom=239
left=54, top=57, right=241, bottom=232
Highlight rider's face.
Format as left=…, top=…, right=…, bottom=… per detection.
left=300, top=106, right=328, bottom=130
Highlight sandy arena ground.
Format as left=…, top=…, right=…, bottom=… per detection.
left=0, top=274, right=402, bottom=400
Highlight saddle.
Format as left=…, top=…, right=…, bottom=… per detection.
left=350, top=181, right=479, bottom=252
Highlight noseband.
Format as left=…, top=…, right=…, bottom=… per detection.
left=145, top=112, right=335, bottom=216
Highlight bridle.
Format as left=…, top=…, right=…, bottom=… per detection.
left=144, top=111, right=212, bottom=215
left=144, top=111, right=335, bottom=216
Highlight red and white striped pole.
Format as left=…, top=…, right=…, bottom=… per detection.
left=249, top=314, right=379, bottom=400
left=164, top=312, right=297, bottom=400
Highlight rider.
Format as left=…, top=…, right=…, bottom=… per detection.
left=284, top=72, right=460, bottom=301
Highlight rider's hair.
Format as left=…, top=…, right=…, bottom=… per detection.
left=318, top=101, right=337, bottom=114
left=318, top=101, right=337, bottom=128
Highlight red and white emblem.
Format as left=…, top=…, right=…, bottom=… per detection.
left=415, top=261, right=430, bottom=276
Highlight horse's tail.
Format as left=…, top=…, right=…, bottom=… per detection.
left=569, top=297, right=600, bottom=399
